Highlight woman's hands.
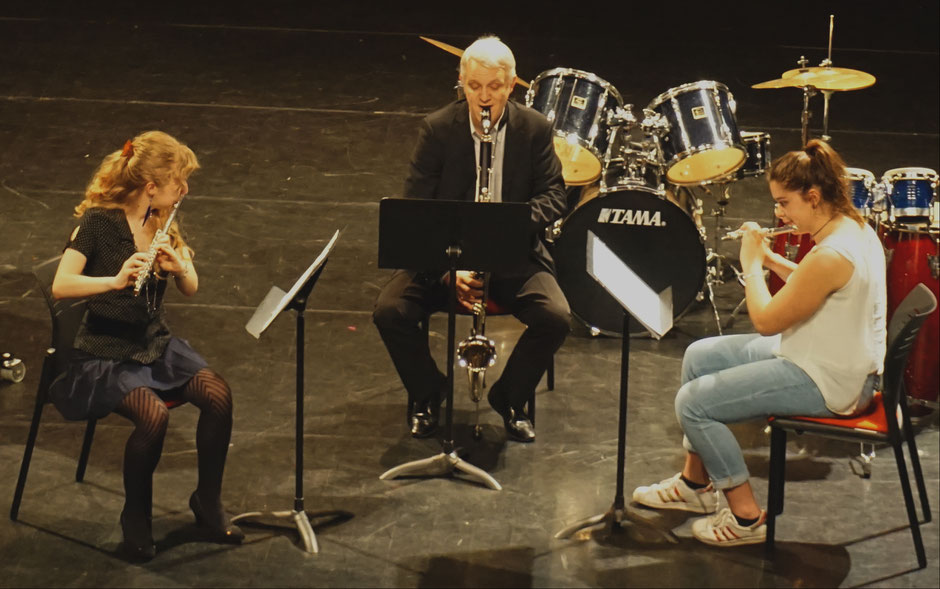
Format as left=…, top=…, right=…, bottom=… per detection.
left=111, top=235, right=197, bottom=296
left=113, top=252, right=152, bottom=290
left=152, top=233, right=186, bottom=276
left=738, top=222, right=773, bottom=274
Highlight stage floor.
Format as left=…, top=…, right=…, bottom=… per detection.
left=1, top=3, right=938, bottom=587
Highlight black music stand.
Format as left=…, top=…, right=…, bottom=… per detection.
left=555, top=231, right=678, bottom=542
left=376, top=197, right=529, bottom=490
left=232, top=230, right=341, bottom=554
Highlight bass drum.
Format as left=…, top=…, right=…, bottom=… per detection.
left=553, top=185, right=706, bottom=335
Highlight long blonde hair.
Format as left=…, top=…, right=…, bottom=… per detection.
left=76, top=130, right=199, bottom=258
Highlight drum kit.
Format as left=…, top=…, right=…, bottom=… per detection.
left=419, top=21, right=938, bottom=410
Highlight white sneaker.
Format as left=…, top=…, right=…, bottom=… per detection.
left=631, top=473, right=719, bottom=514
left=692, top=507, right=767, bottom=547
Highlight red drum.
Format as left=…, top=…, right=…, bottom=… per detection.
left=880, top=223, right=940, bottom=410
left=769, top=230, right=814, bottom=294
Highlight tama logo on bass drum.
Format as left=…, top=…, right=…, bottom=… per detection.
left=597, top=208, right=665, bottom=227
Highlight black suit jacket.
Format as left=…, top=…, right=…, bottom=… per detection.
left=403, top=99, right=567, bottom=274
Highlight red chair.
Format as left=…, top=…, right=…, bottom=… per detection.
left=765, top=283, right=936, bottom=568
left=10, top=256, right=186, bottom=522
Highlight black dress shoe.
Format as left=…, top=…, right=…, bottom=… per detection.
left=487, top=388, right=536, bottom=443
left=410, top=402, right=439, bottom=438
left=504, top=408, right=536, bottom=443
left=189, top=492, right=245, bottom=544
left=120, top=508, right=156, bottom=561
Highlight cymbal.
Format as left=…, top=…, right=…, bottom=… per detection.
left=418, top=36, right=531, bottom=89
left=752, top=66, right=875, bottom=91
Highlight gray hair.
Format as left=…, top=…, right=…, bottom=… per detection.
left=459, top=35, right=516, bottom=80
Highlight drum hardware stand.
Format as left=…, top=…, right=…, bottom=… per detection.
left=796, top=56, right=818, bottom=147
left=820, top=15, right=835, bottom=141
left=799, top=17, right=837, bottom=144
left=820, top=89, right=834, bottom=142
left=697, top=183, right=741, bottom=335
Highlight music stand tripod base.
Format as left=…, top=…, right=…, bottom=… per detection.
left=231, top=508, right=319, bottom=554
left=554, top=506, right=677, bottom=543
left=379, top=450, right=502, bottom=490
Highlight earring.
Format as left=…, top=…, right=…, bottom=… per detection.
left=143, top=198, right=153, bottom=226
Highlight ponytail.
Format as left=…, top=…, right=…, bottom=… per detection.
left=767, top=139, right=863, bottom=224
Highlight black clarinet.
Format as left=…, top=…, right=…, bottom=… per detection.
left=457, top=107, right=498, bottom=436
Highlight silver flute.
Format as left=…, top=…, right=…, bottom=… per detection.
left=721, top=224, right=796, bottom=241
left=133, top=201, right=181, bottom=296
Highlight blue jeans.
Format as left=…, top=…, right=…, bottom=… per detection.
left=675, top=334, right=877, bottom=490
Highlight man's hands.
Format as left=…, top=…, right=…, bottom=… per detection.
left=444, top=270, right=484, bottom=312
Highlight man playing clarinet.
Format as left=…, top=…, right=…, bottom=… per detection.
left=373, top=35, right=570, bottom=442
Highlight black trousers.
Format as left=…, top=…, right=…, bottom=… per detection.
left=373, top=268, right=571, bottom=410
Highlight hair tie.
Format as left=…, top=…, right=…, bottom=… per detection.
left=121, top=139, right=134, bottom=158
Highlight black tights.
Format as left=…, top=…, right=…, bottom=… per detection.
left=114, top=368, right=233, bottom=518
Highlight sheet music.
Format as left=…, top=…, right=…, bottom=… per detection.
left=585, top=230, right=673, bottom=339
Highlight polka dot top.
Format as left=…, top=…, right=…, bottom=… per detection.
left=65, top=207, right=172, bottom=363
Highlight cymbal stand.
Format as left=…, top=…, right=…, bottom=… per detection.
left=795, top=55, right=818, bottom=147
left=821, top=90, right=834, bottom=142
left=820, top=37, right=834, bottom=142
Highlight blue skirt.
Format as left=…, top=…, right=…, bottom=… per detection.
left=48, top=337, right=208, bottom=421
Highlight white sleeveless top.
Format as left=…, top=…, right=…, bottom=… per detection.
left=775, top=222, right=887, bottom=414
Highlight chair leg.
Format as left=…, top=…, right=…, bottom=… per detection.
left=10, top=391, right=47, bottom=521
left=765, top=426, right=788, bottom=554
left=899, top=393, right=931, bottom=523
left=403, top=318, right=431, bottom=424
left=75, top=418, right=97, bottom=483
left=892, top=439, right=928, bottom=569
left=528, top=389, right=535, bottom=426
left=547, top=356, right=554, bottom=391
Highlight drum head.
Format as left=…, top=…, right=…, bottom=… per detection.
left=554, top=187, right=706, bottom=335
left=553, top=137, right=601, bottom=185
left=666, top=147, right=746, bottom=185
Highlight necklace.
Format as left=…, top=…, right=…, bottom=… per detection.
left=812, top=215, right=837, bottom=240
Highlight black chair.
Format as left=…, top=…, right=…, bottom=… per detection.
left=9, top=256, right=185, bottom=522
left=765, top=283, right=937, bottom=569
